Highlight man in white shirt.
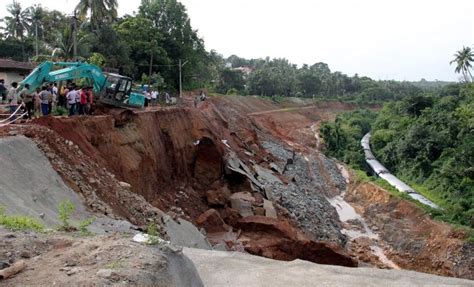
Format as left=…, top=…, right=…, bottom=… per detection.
left=151, top=90, right=158, bottom=106
left=52, top=82, right=58, bottom=109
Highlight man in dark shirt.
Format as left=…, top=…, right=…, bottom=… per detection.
left=0, top=79, right=6, bottom=103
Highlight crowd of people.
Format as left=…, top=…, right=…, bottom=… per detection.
left=143, top=89, right=172, bottom=107
left=0, top=79, right=95, bottom=120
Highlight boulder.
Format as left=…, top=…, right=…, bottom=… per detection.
left=196, top=209, right=230, bottom=233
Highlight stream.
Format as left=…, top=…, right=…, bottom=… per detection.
left=328, top=163, right=400, bottom=269
left=307, top=124, right=400, bottom=269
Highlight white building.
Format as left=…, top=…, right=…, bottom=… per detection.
left=0, top=59, right=35, bottom=87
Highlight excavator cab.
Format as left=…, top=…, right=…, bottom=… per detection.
left=103, top=73, right=133, bottom=104
left=101, top=73, right=144, bottom=108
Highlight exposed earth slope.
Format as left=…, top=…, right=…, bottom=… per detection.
left=0, top=94, right=472, bottom=285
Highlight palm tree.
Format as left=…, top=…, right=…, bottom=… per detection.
left=4, top=0, right=29, bottom=40
left=25, top=4, right=45, bottom=57
left=75, top=0, right=118, bottom=30
left=450, top=46, right=474, bottom=82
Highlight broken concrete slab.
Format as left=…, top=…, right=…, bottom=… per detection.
left=184, top=248, right=474, bottom=287
left=254, top=165, right=282, bottom=185
left=163, top=216, right=212, bottom=250
left=225, top=151, right=264, bottom=191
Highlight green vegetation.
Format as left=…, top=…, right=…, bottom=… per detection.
left=52, top=106, right=68, bottom=116
left=146, top=222, right=160, bottom=245
left=218, top=57, right=421, bottom=102
left=78, top=216, right=95, bottom=235
left=58, top=200, right=75, bottom=229
left=320, top=83, right=474, bottom=229
left=450, top=46, right=474, bottom=83
left=371, top=84, right=473, bottom=227
left=0, top=206, right=45, bottom=231
left=320, top=109, right=377, bottom=167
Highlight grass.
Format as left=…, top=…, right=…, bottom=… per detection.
left=0, top=207, right=45, bottom=232
left=352, top=168, right=442, bottom=215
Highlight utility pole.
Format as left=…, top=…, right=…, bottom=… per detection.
left=72, top=11, right=77, bottom=61
left=178, top=59, right=189, bottom=97
left=149, top=52, right=153, bottom=85
left=149, top=40, right=156, bottom=86
left=35, top=22, right=38, bottom=58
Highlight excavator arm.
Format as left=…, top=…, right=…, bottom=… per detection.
left=20, top=61, right=144, bottom=109
left=20, top=61, right=107, bottom=93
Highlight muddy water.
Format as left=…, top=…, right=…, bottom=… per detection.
left=327, top=195, right=378, bottom=239
left=329, top=164, right=400, bottom=269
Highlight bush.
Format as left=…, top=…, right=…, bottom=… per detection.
left=52, top=106, right=68, bottom=116
left=58, top=200, right=75, bottom=229
left=78, top=217, right=95, bottom=235
left=0, top=206, right=44, bottom=231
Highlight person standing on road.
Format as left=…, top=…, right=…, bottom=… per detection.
left=40, top=86, right=50, bottom=116
left=19, top=84, right=34, bottom=119
left=58, top=84, right=66, bottom=107
left=7, top=82, right=19, bottom=119
left=34, top=87, right=41, bottom=118
left=79, top=87, right=87, bottom=115
left=63, top=85, right=70, bottom=110
left=51, top=82, right=58, bottom=110
left=67, top=87, right=77, bottom=116
left=0, top=79, right=7, bottom=103
left=151, top=89, right=158, bottom=106
left=74, top=86, right=81, bottom=114
left=86, top=87, right=94, bottom=115
left=47, top=83, right=54, bottom=114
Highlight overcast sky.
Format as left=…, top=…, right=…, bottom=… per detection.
left=1, top=0, right=473, bottom=81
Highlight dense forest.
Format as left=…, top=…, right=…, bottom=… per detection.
left=0, top=0, right=426, bottom=102
left=321, top=83, right=474, bottom=228
left=0, top=0, right=220, bottom=91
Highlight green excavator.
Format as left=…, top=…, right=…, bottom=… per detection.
left=20, top=61, right=145, bottom=109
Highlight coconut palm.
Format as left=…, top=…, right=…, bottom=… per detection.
left=4, top=1, right=29, bottom=39
left=25, top=4, right=45, bottom=57
left=450, top=46, right=474, bottom=82
left=75, top=0, right=118, bottom=30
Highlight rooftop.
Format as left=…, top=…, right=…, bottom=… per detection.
left=0, top=58, right=36, bottom=70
